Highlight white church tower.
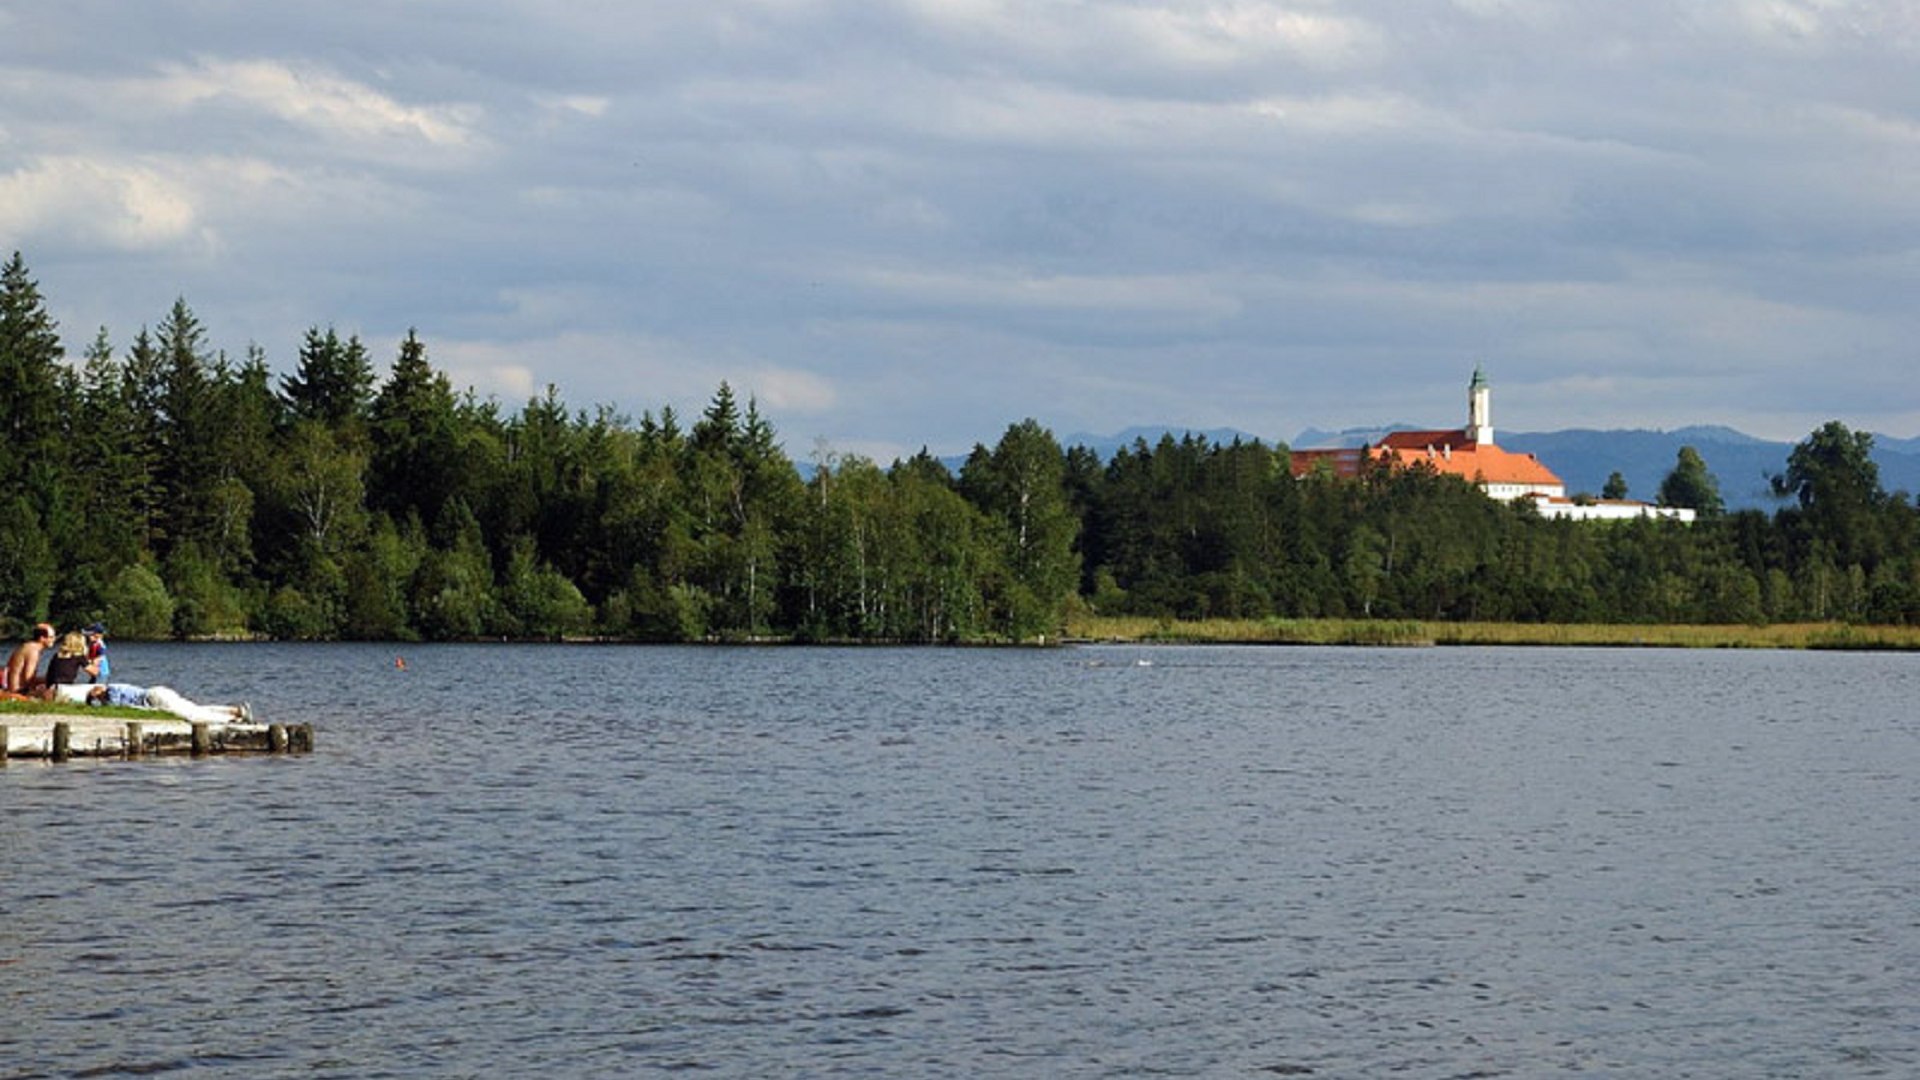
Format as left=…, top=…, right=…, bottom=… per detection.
left=1466, top=366, right=1493, bottom=445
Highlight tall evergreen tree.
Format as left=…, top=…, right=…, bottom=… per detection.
left=201, top=344, right=280, bottom=576
left=678, top=383, right=801, bottom=636
left=70, top=328, right=160, bottom=564
left=692, top=380, right=740, bottom=456
left=0, top=252, right=67, bottom=497
left=153, top=298, right=219, bottom=555
left=282, top=325, right=375, bottom=431
left=368, top=329, right=462, bottom=524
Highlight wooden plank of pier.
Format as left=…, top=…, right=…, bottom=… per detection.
left=0, top=713, right=314, bottom=762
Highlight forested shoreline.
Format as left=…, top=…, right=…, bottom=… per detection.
left=3, top=252, right=1916, bottom=642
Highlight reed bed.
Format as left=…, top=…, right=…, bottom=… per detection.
left=1065, top=614, right=1920, bottom=651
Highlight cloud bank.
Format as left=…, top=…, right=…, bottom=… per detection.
left=4, top=0, right=1917, bottom=458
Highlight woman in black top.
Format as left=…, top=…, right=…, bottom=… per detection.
left=44, top=631, right=97, bottom=685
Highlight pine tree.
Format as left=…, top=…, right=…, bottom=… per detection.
left=68, top=330, right=155, bottom=605
left=153, top=298, right=217, bottom=555
left=369, top=329, right=462, bottom=523
left=282, top=325, right=375, bottom=431
left=692, top=381, right=740, bottom=455
left=0, top=252, right=67, bottom=495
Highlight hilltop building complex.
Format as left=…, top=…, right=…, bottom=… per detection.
left=1290, top=370, right=1696, bottom=523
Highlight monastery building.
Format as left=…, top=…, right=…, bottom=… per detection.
left=1290, top=370, right=1696, bottom=523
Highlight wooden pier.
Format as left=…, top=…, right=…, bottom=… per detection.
left=0, top=714, right=314, bottom=762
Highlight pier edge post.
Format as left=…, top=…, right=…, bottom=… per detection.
left=125, top=722, right=144, bottom=758
left=0, top=723, right=8, bottom=766
left=268, top=724, right=288, bottom=753
left=191, top=722, right=211, bottom=757
left=52, top=721, right=70, bottom=763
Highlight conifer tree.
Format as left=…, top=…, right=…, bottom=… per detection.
left=153, top=298, right=219, bottom=556
left=368, top=329, right=461, bottom=524
left=75, top=329, right=159, bottom=560
left=282, top=325, right=375, bottom=431
left=692, top=380, right=740, bottom=455
left=0, top=252, right=67, bottom=497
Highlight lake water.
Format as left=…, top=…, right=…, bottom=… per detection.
left=2, top=643, right=1914, bottom=1077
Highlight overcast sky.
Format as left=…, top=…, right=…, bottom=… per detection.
left=3, top=1, right=1916, bottom=461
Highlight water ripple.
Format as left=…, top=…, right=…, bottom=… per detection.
left=2, top=643, right=1915, bottom=1077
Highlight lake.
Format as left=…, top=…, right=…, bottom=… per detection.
left=2, top=643, right=1914, bottom=1077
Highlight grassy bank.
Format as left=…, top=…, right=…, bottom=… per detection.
left=0, top=699, right=156, bottom=720
left=1065, top=614, right=1920, bottom=651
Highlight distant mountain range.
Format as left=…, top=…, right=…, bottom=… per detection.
left=1060, top=424, right=1920, bottom=512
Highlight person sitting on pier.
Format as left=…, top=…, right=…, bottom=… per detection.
left=76, top=683, right=255, bottom=725
left=3, top=623, right=56, bottom=693
left=44, top=631, right=99, bottom=686
left=84, top=622, right=110, bottom=682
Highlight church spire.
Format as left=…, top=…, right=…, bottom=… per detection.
left=1467, top=366, right=1493, bottom=445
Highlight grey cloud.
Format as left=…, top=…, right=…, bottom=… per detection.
left=3, top=0, right=1917, bottom=451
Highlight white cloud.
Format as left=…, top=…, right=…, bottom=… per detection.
left=1182, top=4, right=1381, bottom=68
left=745, top=366, right=837, bottom=412
left=896, top=0, right=1379, bottom=73
left=438, top=351, right=540, bottom=403
left=434, top=333, right=639, bottom=405
left=1450, top=0, right=1540, bottom=17
left=806, top=436, right=919, bottom=467
left=1732, top=0, right=1861, bottom=42
left=9, top=0, right=1920, bottom=448
left=0, top=157, right=201, bottom=251
left=1247, top=91, right=1442, bottom=135
left=150, top=58, right=485, bottom=156
left=429, top=330, right=823, bottom=422
left=545, top=94, right=611, bottom=118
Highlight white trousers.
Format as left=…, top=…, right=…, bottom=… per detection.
left=144, top=686, right=240, bottom=724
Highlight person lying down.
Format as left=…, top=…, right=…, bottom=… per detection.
left=49, top=682, right=255, bottom=725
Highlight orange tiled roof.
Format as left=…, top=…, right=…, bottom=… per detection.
left=1292, top=428, right=1563, bottom=488
left=1381, top=439, right=1563, bottom=487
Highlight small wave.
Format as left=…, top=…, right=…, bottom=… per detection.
left=834, top=1005, right=912, bottom=1020
left=73, top=1057, right=196, bottom=1077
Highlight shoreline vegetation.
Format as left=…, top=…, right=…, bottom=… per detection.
left=83, top=618, right=1920, bottom=650
left=4, top=252, right=1918, bottom=648
left=1063, top=615, right=1920, bottom=651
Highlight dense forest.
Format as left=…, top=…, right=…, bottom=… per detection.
left=2, top=252, right=1916, bottom=641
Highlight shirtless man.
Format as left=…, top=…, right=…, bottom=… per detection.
left=4, top=623, right=56, bottom=693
